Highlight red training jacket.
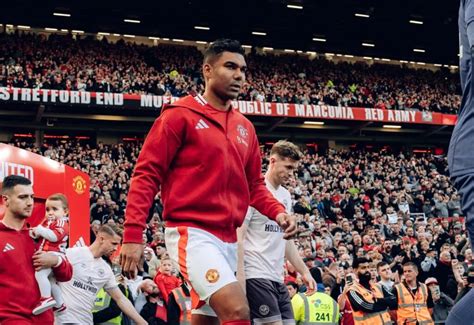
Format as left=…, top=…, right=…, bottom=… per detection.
left=39, top=217, right=69, bottom=253
left=0, top=222, right=73, bottom=324
left=124, top=95, right=285, bottom=243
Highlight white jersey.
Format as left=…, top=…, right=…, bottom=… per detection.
left=243, top=179, right=292, bottom=283
left=55, top=246, right=117, bottom=325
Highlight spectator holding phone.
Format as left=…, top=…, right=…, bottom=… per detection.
left=434, top=251, right=458, bottom=300
left=345, top=258, right=395, bottom=324
left=425, top=277, right=453, bottom=323
left=454, top=266, right=474, bottom=303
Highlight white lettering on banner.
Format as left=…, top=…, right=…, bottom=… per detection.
left=295, top=105, right=305, bottom=116
left=275, top=103, right=290, bottom=116
left=59, top=90, right=69, bottom=103
left=364, top=108, right=385, bottom=121
left=236, top=101, right=272, bottom=115
left=0, top=88, right=9, bottom=100
left=21, top=88, right=31, bottom=101
left=81, top=91, right=91, bottom=104
left=96, top=92, right=124, bottom=106
left=387, top=110, right=417, bottom=122
left=96, top=92, right=103, bottom=104
left=42, top=89, right=49, bottom=102
left=387, top=110, right=394, bottom=121
left=50, top=89, right=58, bottom=102
left=12, top=88, right=20, bottom=101
left=141, top=95, right=162, bottom=108
left=365, top=108, right=372, bottom=120
left=295, top=104, right=354, bottom=119
left=103, top=93, right=113, bottom=105
left=0, top=162, right=34, bottom=185
left=0, top=88, right=451, bottom=125
left=31, top=89, right=40, bottom=102
left=0, top=88, right=99, bottom=106
left=276, top=103, right=284, bottom=115
left=70, top=91, right=80, bottom=104
left=140, top=95, right=175, bottom=108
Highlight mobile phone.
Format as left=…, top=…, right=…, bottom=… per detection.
left=346, top=275, right=354, bottom=286
left=429, top=285, right=440, bottom=297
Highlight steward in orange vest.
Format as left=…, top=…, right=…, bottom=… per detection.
left=391, top=262, right=434, bottom=325
left=346, top=257, right=396, bottom=325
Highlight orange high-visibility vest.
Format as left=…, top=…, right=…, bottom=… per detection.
left=347, top=283, right=392, bottom=325
left=171, top=287, right=192, bottom=324
left=394, top=282, right=433, bottom=325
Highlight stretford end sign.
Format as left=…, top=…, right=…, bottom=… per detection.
left=0, top=87, right=457, bottom=126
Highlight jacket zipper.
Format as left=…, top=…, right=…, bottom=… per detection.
left=225, top=109, right=233, bottom=232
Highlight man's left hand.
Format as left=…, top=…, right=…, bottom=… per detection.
left=33, top=251, right=59, bottom=271
left=276, top=213, right=297, bottom=239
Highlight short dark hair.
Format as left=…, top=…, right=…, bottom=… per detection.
left=1, top=175, right=31, bottom=194
left=353, top=257, right=371, bottom=269
left=286, top=281, right=298, bottom=291
left=203, top=39, right=245, bottom=64
left=377, top=261, right=389, bottom=270
left=403, top=262, right=418, bottom=272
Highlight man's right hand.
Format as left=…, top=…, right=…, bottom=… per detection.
left=276, top=213, right=297, bottom=239
left=120, top=243, right=144, bottom=279
left=302, top=271, right=317, bottom=296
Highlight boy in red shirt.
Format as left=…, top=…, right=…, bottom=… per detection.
left=153, top=257, right=181, bottom=303
left=30, top=193, right=70, bottom=315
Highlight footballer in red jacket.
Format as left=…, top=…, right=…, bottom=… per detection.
left=121, top=39, right=297, bottom=325
left=0, top=175, right=73, bottom=324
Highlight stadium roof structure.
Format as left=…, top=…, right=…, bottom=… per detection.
left=0, top=0, right=459, bottom=65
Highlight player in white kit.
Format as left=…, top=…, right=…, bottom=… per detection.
left=55, top=225, right=146, bottom=325
left=238, top=140, right=317, bottom=325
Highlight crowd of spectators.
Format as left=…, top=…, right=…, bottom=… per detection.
left=9, top=138, right=471, bottom=321
left=0, top=32, right=461, bottom=114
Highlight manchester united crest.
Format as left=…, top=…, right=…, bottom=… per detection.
left=237, top=125, right=249, bottom=139
left=72, top=176, right=87, bottom=195
left=205, top=269, right=220, bottom=283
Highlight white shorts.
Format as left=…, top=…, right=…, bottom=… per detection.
left=165, top=226, right=238, bottom=317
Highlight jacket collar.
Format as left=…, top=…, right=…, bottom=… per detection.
left=163, top=95, right=236, bottom=130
